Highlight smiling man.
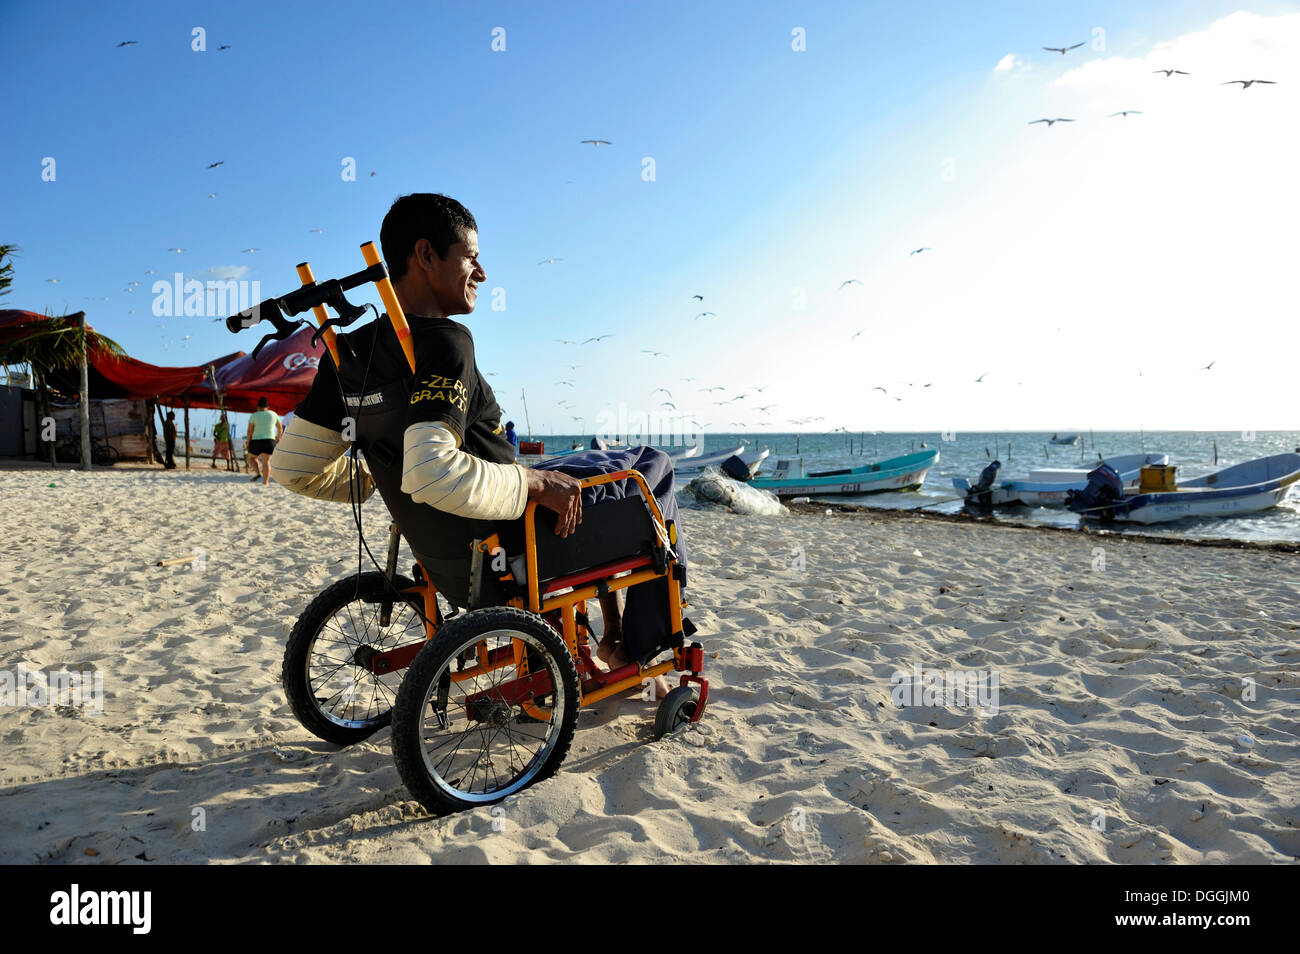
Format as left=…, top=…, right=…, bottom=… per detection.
left=270, top=193, right=583, bottom=608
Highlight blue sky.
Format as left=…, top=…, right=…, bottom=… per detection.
left=3, top=0, right=1298, bottom=434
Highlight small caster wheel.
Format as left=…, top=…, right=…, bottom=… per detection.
left=653, top=685, right=698, bottom=740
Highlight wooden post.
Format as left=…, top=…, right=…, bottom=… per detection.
left=79, top=313, right=92, bottom=471
left=183, top=399, right=191, bottom=469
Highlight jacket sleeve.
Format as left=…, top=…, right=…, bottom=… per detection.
left=270, top=415, right=376, bottom=503
left=401, top=421, right=529, bottom=520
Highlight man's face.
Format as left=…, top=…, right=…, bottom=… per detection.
left=423, top=229, right=486, bottom=317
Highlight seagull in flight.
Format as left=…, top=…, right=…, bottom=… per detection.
left=851, top=329, right=865, bottom=341
left=660, top=402, right=677, bottom=410
left=553, top=338, right=578, bottom=345
left=1043, top=42, right=1085, bottom=54
left=839, top=279, right=863, bottom=289
left=872, top=386, right=887, bottom=395
left=1201, top=360, right=1215, bottom=371
left=1029, top=118, right=1074, bottom=127
left=167, top=248, right=184, bottom=253
left=758, top=405, right=776, bottom=413
left=555, top=381, right=575, bottom=387
left=976, top=372, right=989, bottom=383
left=218, top=44, right=231, bottom=51
left=144, top=269, right=156, bottom=275
left=538, top=257, right=563, bottom=265
left=652, top=388, right=673, bottom=398
left=582, top=334, right=615, bottom=343
left=207, top=193, right=217, bottom=199
left=46, top=278, right=60, bottom=283
left=580, top=139, right=612, bottom=147
left=694, top=312, right=716, bottom=320
left=309, top=228, right=325, bottom=234
left=752, top=385, right=769, bottom=392
left=910, top=247, right=932, bottom=255
left=207, top=161, right=224, bottom=169
left=241, top=248, right=259, bottom=253
left=698, top=386, right=725, bottom=392
left=690, top=294, right=704, bottom=301
left=116, top=40, right=137, bottom=47
left=1108, top=110, right=1143, bottom=118
left=1222, top=79, right=1276, bottom=89
left=1152, top=69, right=1189, bottom=77
left=641, top=350, right=668, bottom=357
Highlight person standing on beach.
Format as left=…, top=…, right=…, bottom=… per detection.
left=211, top=413, right=233, bottom=469
left=246, top=397, right=283, bottom=485
left=162, top=412, right=177, bottom=469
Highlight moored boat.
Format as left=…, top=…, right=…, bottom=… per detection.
left=749, top=449, right=939, bottom=498
left=1066, top=453, right=1300, bottom=524
left=954, top=452, right=1171, bottom=508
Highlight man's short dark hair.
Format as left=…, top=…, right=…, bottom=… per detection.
left=381, top=193, right=477, bottom=283
left=257, top=397, right=269, bottom=408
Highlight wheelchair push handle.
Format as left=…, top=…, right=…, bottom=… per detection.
left=222, top=241, right=416, bottom=372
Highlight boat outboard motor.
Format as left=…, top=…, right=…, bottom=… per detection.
left=1065, top=463, right=1123, bottom=519
left=964, top=460, right=1000, bottom=509
left=720, top=454, right=752, bottom=482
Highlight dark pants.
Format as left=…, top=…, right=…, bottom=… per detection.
left=164, top=438, right=176, bottom=469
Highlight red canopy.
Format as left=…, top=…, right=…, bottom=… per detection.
left=2, top=309, right=324, bottom=413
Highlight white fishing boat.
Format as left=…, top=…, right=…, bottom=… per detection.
left=749, top=449, right=938, bottom=498
left=954, top=453, right=1171, bottom=508
left=1066, top=453, right=1300, bottom=524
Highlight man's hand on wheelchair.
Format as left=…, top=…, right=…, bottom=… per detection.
left=524, top=468, right=583, bottom=537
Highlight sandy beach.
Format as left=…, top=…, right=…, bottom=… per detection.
left=1, top=465, right=1297, bottom=864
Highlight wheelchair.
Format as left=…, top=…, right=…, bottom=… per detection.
left=281, top=468, right=709, bottom=815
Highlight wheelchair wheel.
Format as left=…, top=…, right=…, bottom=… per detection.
left=282, top=571, right=428, bottom=746
left=653, top=685, right=698, bottom=740
left=391, top=606, right=579, bottom=815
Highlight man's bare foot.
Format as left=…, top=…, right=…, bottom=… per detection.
left=595, top=629, right=620, bottom=665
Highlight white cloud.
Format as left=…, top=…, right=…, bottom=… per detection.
left=994, top=53, right=1026, bottom=72
left=799, top=11, right=1300, bottom=429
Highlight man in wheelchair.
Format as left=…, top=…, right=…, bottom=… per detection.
left=269, top=193, right=684, bottom=698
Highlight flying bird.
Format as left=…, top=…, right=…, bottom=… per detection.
left=694, top=312, right=716, bottom=320
left=1152, top=69, right=1189, bottom=77
left=872, top=386, right=887, bottom=394
left=46, top=278, right=59, bottom=283
left=641, top=350, right=668, bottom=357
left=1029, top=118, right=1074, bottom=126
left=751, top=385, right=769, bottom=392
left=555, top=381, right=575, bottom=387
left=167, top=248, right=184, bottom=253
left=758, top=405, right=776, bottom=413
left=1222, top=80, right=1275, bottom=89
left=1043, top=42, right=1085, bottom=54
left=116, top=41, right=137, bottom=47
left=1201, top=360, right=1215, bottom=371
left=207, top=193, right=217, bottom=199
left=660, top=402, right=677, bottom=410
left=851, top=330, right=865, bottom=341
left=241, top=248, right=259, bottom=253
left=369, top=171, right=376, bottom=176
left=218, top=44, right=230, bottom=51
left=144, top=269, right=156, bottom=275
left=538, top=257, right=563, bottom=265
left=690, top=294, right=704, bottom=301
left=1108, top=110, right=1143, bottom=118
left=309, top=228, right=325, bottom=234
left=975, top=372, right=989, bottom=383
left=580, top=139, right=612, bottom=147
left=207, top=161, right=224, bottom=169
left=652, top=388, right=673, bottom=398
left=582, top=334, right=615, bottom=343
left=910, top=247, right=932, bottom=255
left=554, top=338, right=578, bottom=345
left=839, top=279, right=863, bottom=289
left=698, top=386, right=725, bottom=392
